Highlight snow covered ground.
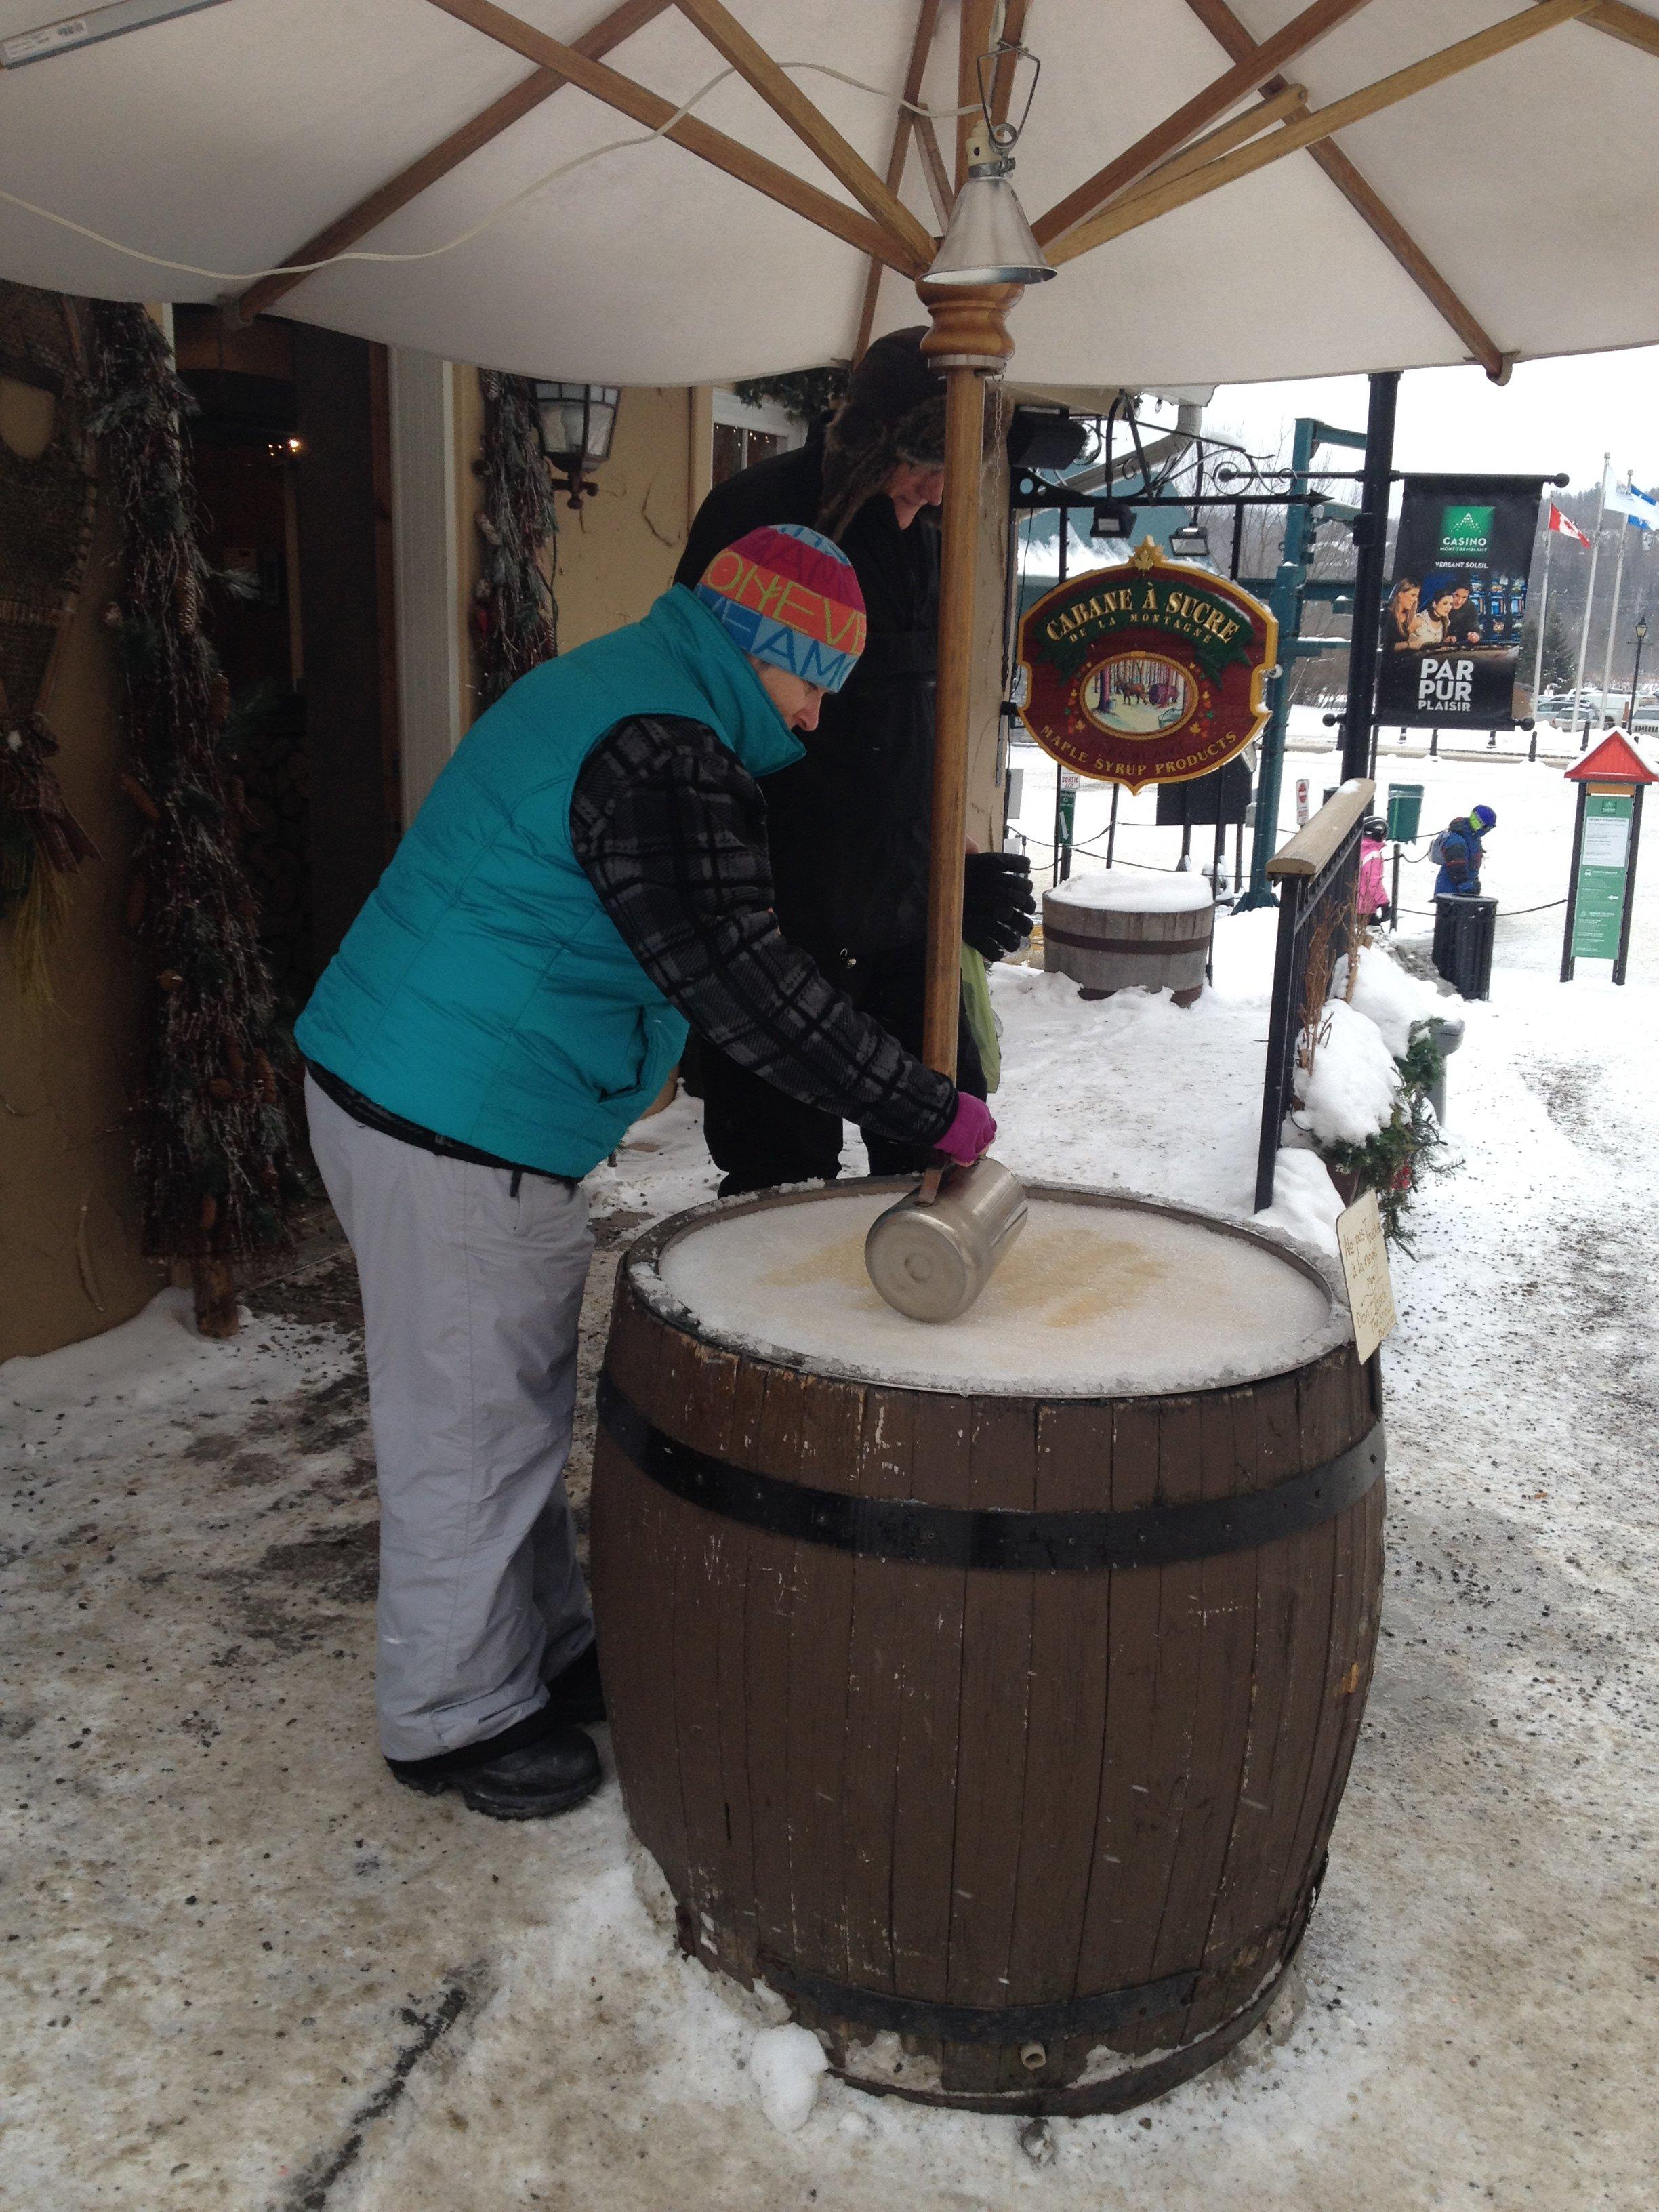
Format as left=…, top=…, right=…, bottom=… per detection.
left=4, top=743, right=1656, bottom=2209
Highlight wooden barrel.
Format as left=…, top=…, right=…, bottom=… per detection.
left=1043, top=869, right=1214, bottom=1006
left=591, top=1182, right=1384, bottom=2116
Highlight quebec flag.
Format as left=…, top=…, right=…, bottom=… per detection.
left=1605, top=474, right=1659, bottom=531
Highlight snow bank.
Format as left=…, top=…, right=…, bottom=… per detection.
left=748, top=2025, right=827, bottom=2133
left=1335, top=943, right=1449, bottom=1061
left=1254, top=1148, right=1344, bottom=1257
left=1047, top=865, right=1214, bottom=914
left=1294, top=999, right=1402, bottom=1148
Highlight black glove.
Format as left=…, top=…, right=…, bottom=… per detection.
left=962, top=849, right=1036, bottom=962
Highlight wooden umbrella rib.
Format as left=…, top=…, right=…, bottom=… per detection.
left=1132, top=83, right=1309, bottom=195
left=423, top=0, right=925, bottom=274
left=237, top=0, right=672, bottom=321
left=956, top=0, right=998, bottom=186
left=913, top=110, right=955, bottom=228
left=854, top=0, right=942, bottom=363
left=1303, top=138, right=1505, bottom=377
left=1031, top=0, right=1374, bottom=247
left=1583, top=0, right=1659, bottom=55
left=1050, top=0, right=1595, bottom=268
left=674, top=0, right=935, bottom=266
left=1177, top=0, right=1513, bottom=380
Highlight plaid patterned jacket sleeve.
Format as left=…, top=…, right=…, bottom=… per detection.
left=570, top=715, right=956, bottom=1146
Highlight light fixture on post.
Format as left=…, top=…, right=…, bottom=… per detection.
left=1090, top=499, right=1137, bottom=541
left=1169, top=523, right=1212, bottom=562
left=530, top=381, right=620, bottom=510
left=1630, top=615, right=1649, bottom=722
left=924, top=39, right=1054, bottom=289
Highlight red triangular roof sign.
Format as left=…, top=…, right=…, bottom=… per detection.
left=1564, top=731, right=1658, bottom=784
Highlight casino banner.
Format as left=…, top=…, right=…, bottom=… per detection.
left=1014, top=542, right=1277, bottom=791
left=1375, top=474, right=1546, bottom=731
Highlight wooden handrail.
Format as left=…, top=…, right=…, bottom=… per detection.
left=1267, top=778, right=1374, bottom=879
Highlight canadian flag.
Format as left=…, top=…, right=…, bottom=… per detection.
left=1546, top=503, right=1591, bottom=548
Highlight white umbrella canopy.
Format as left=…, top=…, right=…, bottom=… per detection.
left=1, top=0, right=1657, bottom=386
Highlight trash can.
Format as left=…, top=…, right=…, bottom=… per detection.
left=1387, top=783, right=1424, bottom=842
left=1431, top=895, right=1497, bottom=1000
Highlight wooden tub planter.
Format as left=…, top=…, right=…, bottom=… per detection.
left=1043, top=867, right=1215, bottom=1006
left=591, top=1181, right=1384, bottom=2116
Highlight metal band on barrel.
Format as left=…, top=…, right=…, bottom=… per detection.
left=598, top=1378, right=1384, bottom=1572
left=758, top=1957, right=1199, bottom=2045
left=1041, top=923, right=1214, bottom=956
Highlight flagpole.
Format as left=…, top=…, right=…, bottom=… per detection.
left=1597, top=472, right=1631, bottom=729
left=1568, top=453, right=1608, bottom=747
left=1530, top=525, right=1553, bottom=714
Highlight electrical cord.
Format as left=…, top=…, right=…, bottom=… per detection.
left=0, top=61, right=974, bottom=285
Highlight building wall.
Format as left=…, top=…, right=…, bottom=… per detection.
left=0, top=475, right=167, bottom=1359
left=544, top=386, right=697, bottom=654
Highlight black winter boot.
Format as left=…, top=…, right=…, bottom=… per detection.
left=386, top=1707, right=600, bottom=1820
left=544, top=1641, right=605, bottom=1726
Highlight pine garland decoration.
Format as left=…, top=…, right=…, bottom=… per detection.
left=472, top=371, right=559, bottom=708
left=1322, top=1021, right=1449, bottom=1248
left=85, top=303, right=302, bottom=1328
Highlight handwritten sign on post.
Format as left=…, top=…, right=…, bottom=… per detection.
left=1336, top=1190, right=1396, bottom=1364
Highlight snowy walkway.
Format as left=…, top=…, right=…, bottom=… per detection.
left=4, top=760, right=1656, bottom=2207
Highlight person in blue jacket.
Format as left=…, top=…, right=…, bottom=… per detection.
left=295, top=524, right=996, bottom=1820
left=1435, top=804, right=1495, bottom=895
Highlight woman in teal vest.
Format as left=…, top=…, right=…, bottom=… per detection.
left=298, top=524, right=994, bottom=1820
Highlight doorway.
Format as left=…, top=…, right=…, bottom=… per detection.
left=173, top=309, right=401, bottom=1017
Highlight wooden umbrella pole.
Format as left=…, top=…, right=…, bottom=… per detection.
left=918, top=281, right=1019, bottom=1079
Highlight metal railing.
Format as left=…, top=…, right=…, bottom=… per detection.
left=1254, top=781, right=1374, bottom=1212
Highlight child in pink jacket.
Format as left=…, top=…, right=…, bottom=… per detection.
left=1358, top=815, right=1389, bottom=927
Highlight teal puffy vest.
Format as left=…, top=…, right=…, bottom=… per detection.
left=294, top=587, right=803, bottom=1178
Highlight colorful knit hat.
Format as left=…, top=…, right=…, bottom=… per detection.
left=694, top=523, right=867, bottom=693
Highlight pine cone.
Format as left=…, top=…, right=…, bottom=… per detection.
left=176, top=565, right=201, bottom=636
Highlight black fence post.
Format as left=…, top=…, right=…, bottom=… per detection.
left=1339, top=371, right=1399, bottom=784
left=1256, top=874, right=1305, bottom=1212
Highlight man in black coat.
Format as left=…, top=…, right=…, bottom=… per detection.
left=676, top=329, right=1033, bottom=1193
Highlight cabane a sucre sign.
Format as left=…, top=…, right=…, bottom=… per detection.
left=1015, top=541, right=1277, bottom=790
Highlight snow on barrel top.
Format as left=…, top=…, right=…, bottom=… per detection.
left=652, top=1188, right=1337, bottom=1396
left=1047, top=867, right=1214, bottom=915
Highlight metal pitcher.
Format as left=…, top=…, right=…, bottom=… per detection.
left=864, top=1156, right=1029, bottom=1323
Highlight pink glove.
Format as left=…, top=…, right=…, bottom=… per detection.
left=936, top=1092, right=996, bottom=1167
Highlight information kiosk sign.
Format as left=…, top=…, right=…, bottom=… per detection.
left=1015, top=541, right=1277, bottom=792
left=1560, top=732, right=1656, bottom=985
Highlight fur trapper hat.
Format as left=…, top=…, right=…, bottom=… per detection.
left=817, top=327, right=945, bottom=540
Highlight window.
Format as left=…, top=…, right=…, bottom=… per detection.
left=710, top=388, right=804, bottom=487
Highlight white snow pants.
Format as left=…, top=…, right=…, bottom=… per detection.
left=305, top=1075, right=596, bottom=1761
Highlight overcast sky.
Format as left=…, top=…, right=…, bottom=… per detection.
left=1202, top=345, right=1659, bottom=497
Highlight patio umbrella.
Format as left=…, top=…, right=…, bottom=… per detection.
left=4, top=0, right=1658, bottom=1071
left=2, top=0, right=1656, bottom=385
